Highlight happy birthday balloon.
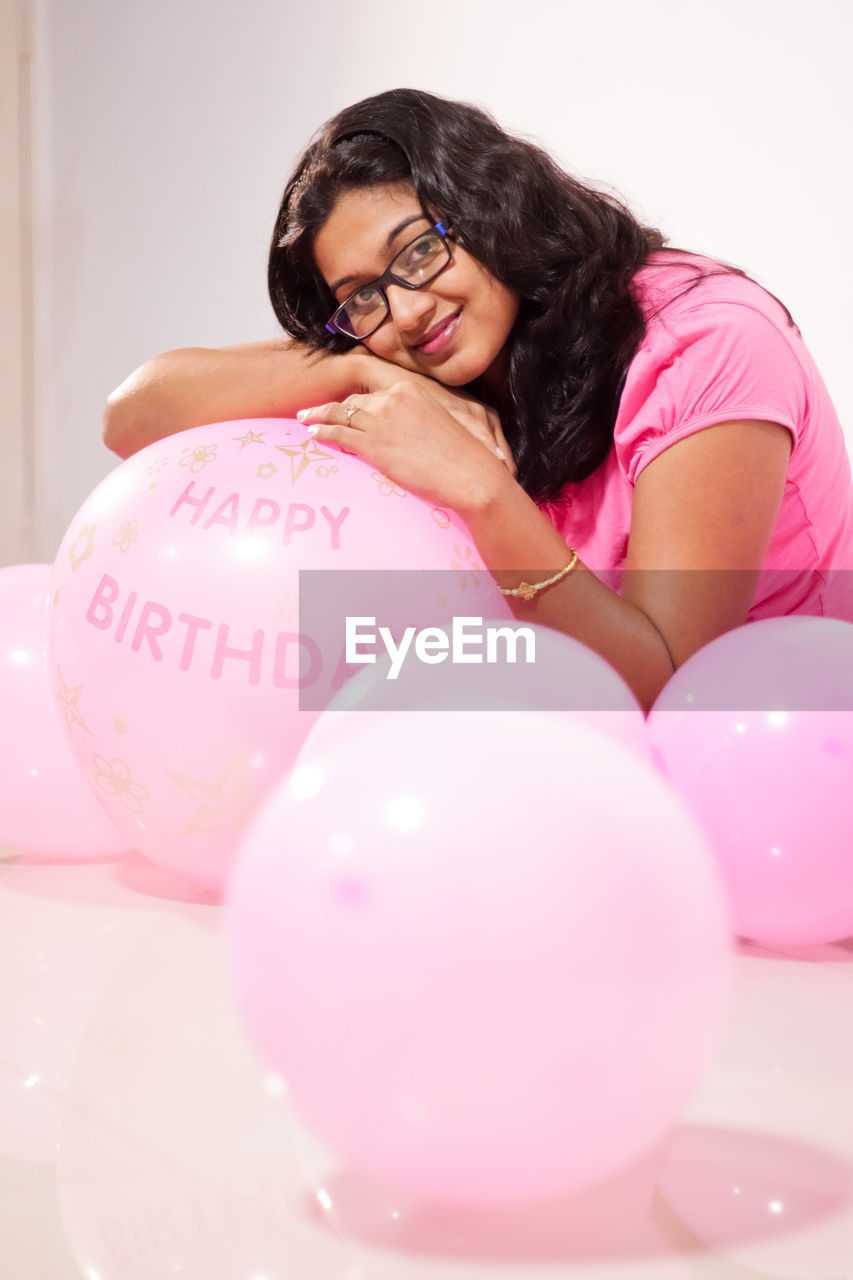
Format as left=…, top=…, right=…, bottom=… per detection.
left=649, top=616, right=853, bottom=946
left=49, top=420, right=507, bottom=889
left=228, top=709, right=732, bottom=1205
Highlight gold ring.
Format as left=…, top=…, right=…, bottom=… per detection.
left=344, top=405, right=357, bottom=424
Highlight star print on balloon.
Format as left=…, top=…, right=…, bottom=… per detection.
left=274, top=436, right=338, bottom=484
left=162, top=747, right=256, bottom=836
left=233, top=429, right=267, bottom=449
left=54, top=668, right=92, bottom=735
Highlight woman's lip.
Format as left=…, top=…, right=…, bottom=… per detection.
left=414, top=309, right=462, bottom=354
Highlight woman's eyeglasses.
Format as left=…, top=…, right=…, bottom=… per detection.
left=325, top=221, right=454, bottom=341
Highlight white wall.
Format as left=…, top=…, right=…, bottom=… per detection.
left=1, top=0, right=34, bottom=565
left=25, top=0, right=853, bottom=559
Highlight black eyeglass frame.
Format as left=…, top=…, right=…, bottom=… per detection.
left=325, top=220, right=454, bottom=340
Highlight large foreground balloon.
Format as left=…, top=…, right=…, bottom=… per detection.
left=50, top=420, right=506, bottom=888
left=649, top=616, right=853, bottom=946
left=0, top=563, right=129, bottom=857
left=310, top=619, right=651, bottom=760
left=228, top=710, right=732, bottom=1205
left=302, top=619, right=653, bottom=795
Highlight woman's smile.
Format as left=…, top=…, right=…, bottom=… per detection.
left=411, top=307, right=463, bottom=355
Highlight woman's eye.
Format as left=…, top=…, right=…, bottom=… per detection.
left=352, top=285, right=379, bottom=307
left=406, top=238, right=439, bottom=265
left=398, top=237, right=441, bottom=275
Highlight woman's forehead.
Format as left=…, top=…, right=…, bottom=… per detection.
left=313, top=183, right=428, bottom=288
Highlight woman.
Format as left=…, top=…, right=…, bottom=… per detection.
left=104, top=88, right=853, bottom=712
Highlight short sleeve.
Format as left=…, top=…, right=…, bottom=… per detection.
left=614, top=299, right=807, bottom=487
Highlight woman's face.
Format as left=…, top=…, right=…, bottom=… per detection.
left=313, top=184, right=520, bottom=388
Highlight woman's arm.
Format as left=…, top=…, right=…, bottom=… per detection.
left=463, top=418, right=792, bottom=711
left=298, top=379, right=792, bottom=712
left=103, top=339, right=515, bottom=468
left=102, top=338, right=371, bottom=459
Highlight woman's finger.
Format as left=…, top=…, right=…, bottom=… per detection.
left=482, top=408, right=516, bottom=476
left=447, top=405, right=505, bottom=459
left=493, top=425, right=517, bottom=476
left=296, top=399, right=366, bottom=428
left=464, top=416, right=515, bottom=470
left=462, top=403, right=515, bottom=471
left=294, top=403, right=365, bottom=454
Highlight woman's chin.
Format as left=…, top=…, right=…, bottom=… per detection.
left=419, top=349, right=495, bottom=388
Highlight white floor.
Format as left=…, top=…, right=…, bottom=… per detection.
left=2, top=844, right=852, bottom=1280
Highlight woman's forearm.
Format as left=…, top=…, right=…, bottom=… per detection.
left=459, top=477, right=675, bottom=714
left=102, top=338, right=370, bottom=459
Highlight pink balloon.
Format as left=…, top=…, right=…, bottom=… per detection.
left=310, top=620, right=651, bottom=760
left=228, top=710, right=732, bottom=1205
left=0, top=563, right=129, bottom=857
left=648, top=617, right=853, bottom=946
left=49, top=420, right=508, bottom=889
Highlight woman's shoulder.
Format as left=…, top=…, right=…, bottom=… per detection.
left=632, top=249, right=795, bottom=337
left=614, top=249, right=812, bottom=484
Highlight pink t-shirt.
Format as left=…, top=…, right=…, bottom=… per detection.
left=542, top=252, right=853, bottom=622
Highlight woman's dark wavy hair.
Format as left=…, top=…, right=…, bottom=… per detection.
left=269, top=88, right=794, bottom=503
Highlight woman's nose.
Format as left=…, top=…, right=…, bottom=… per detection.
left=385, top=283, right=435, bottom=335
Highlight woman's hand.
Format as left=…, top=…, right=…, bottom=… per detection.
left=350, top=355, right=517, bottom=479
left=296, top=379, right=517, bottom=519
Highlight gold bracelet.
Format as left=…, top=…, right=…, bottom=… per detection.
left=497, top=549, right=579, bottom=601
